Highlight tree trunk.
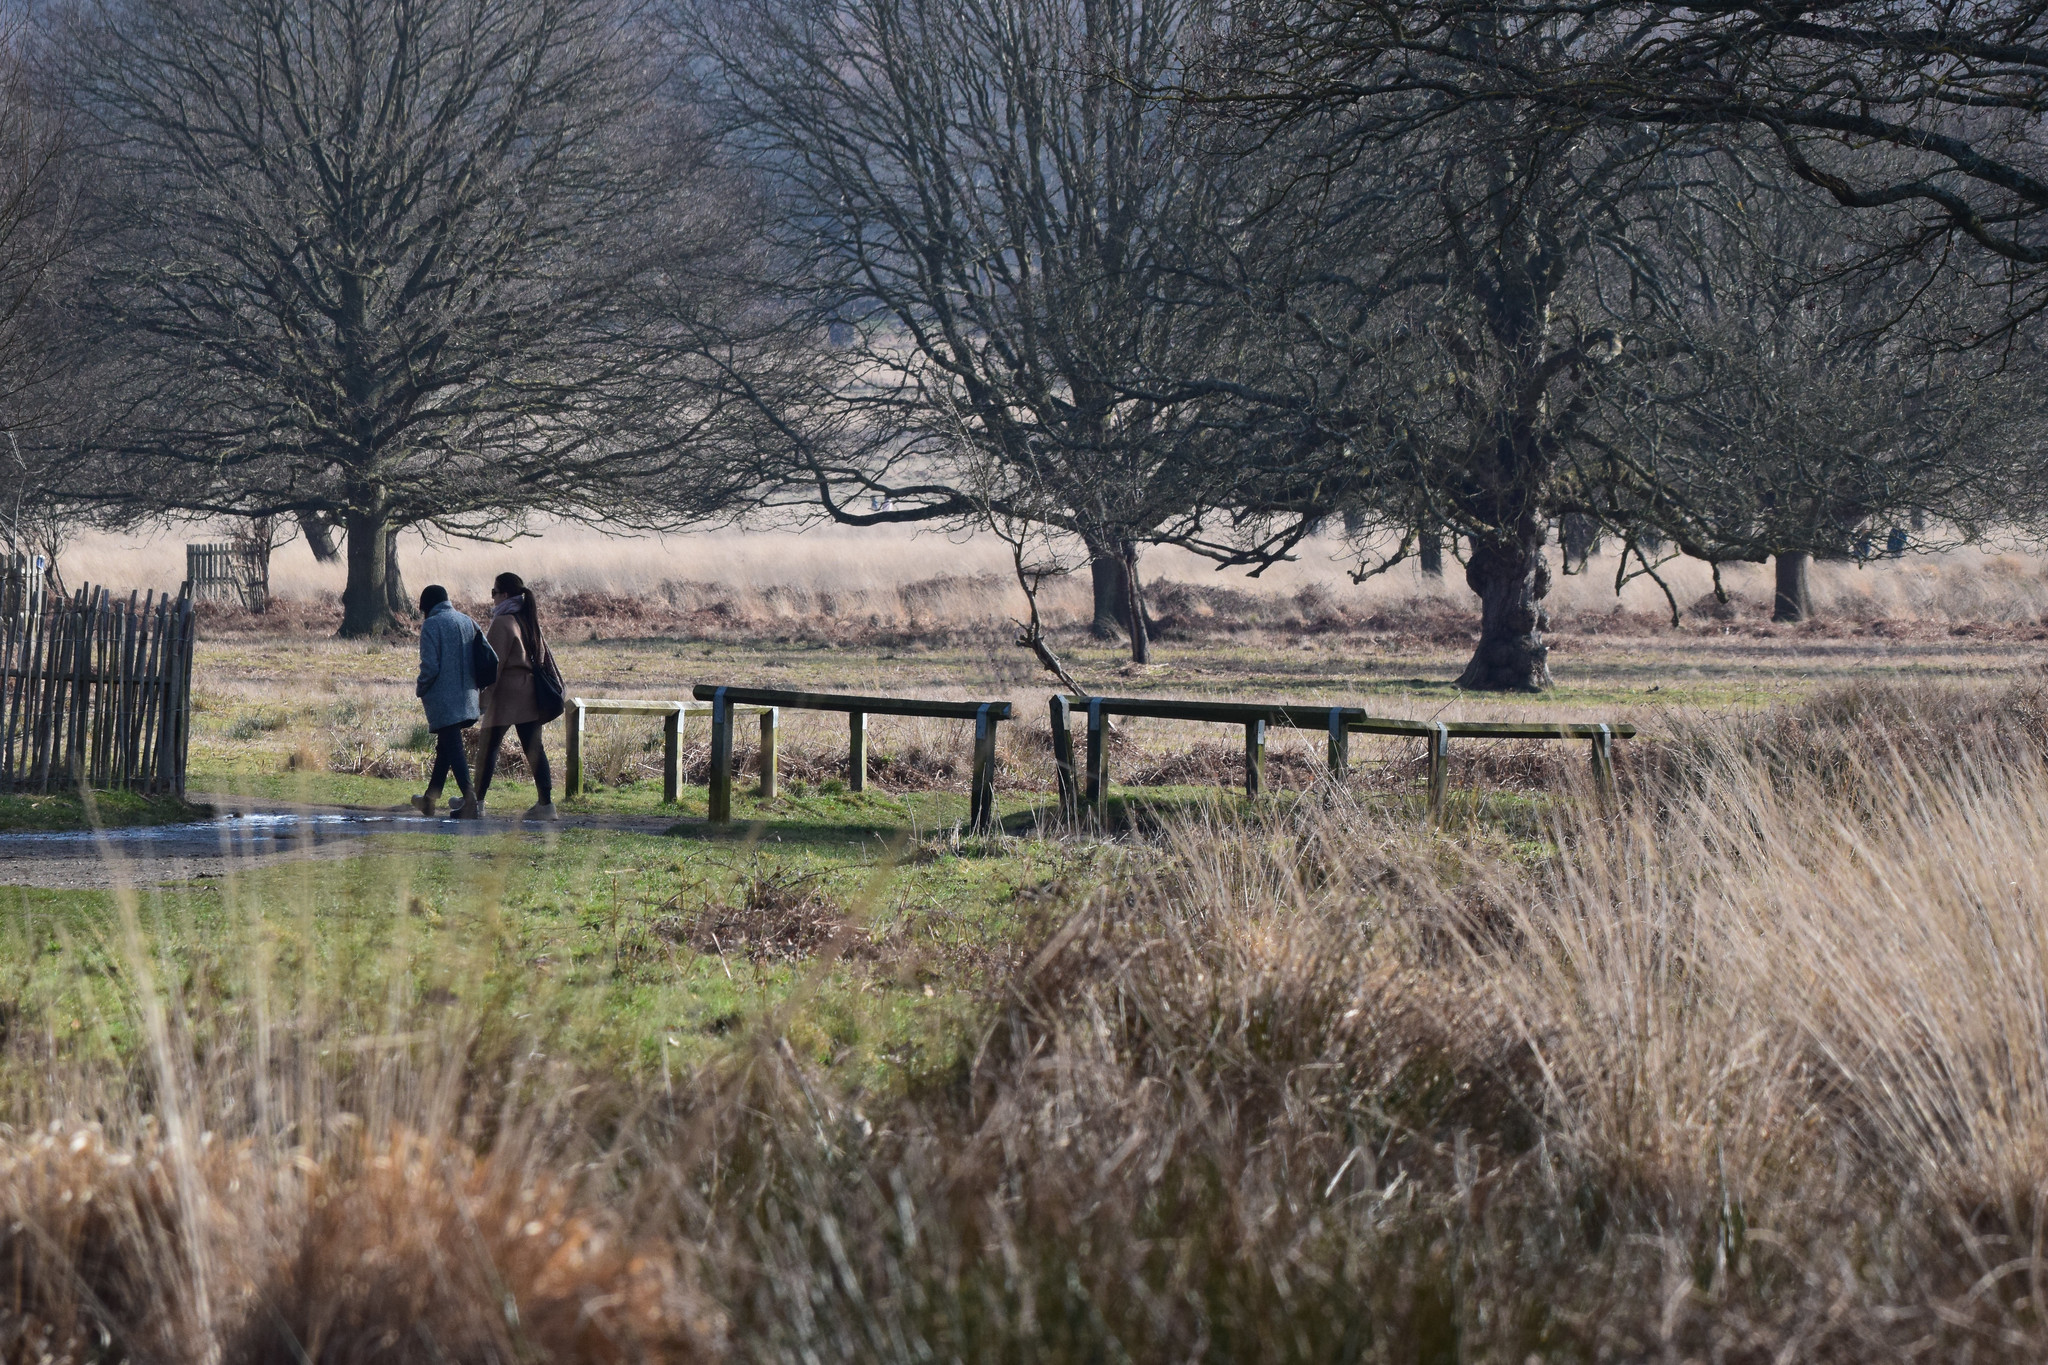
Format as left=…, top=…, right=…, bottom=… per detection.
left=299, top=511, right=339, bottom=563
left=339, top=509, right=403, bottom=637
left=383, top=528, right=413, bottom=620
left=1772, top=552, right=1812, bottom=624
left=1088, top=547, right=1128, bottom=640
left=1560, top=514, right=1600, bottom=572
left=1418, top=528, right=1444, bottom=577
left=1122, top=539, right=1150, bottom=665
left=1455, top=526, right=1552, bottom=691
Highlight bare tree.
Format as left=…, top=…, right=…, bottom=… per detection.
left=0, top=16, right=87, bottom=579
left=1193, top=9, right=2048, bottom=686
left=68, top=0, right=761, bottom=634
left=1251, top=1, right=2048, bottom=330
left=1234, top=87, right=1740, bottom=688
left=691, top=0, right=1313, bottom=664
left=1610, top=198, right=2048, bottom=624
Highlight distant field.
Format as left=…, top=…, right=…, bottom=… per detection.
left=66, top=520, right=2048, bottom=638
left=165, top=526, right=2048, bottom=823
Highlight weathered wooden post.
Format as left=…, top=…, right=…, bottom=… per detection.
left=848, top=710, right=867, bottom=791
left=969, top=702, right=998, bottom=831
left=1426, top=722, right=1450, bottom=821
left=663, top=704, right=682, bottom=804
left=1049, top=694, right=1078, bottom=816
left=564, top=699, right=585, bottom=799
left=1326, top=707, right=1349, bottom=781
left=173, top=594, right=195, bottom=795
left=708, top=688, right=733, bottom=823
left=757, top=707, right=779, bottom=799
left=1084, top=697, right=1109, bottom=817
left=1590, top=723, right=1615, bottom=803
left=1243, top=718, right=1266, bottom=798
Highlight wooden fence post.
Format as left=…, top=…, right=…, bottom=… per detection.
left=970, top=703, right=997, bottom=831
left=847, top=710, right=867, bottom=791
left=1049, top=695, right=1077, bottom=816
left=1243, top=719, right=1267, bottom=798
left=708, top=687, right=733, bottom=824
left=663, top=705, right=681, bottom=804
left=1591, top=724, right=1615, bottom=803
left=174, top=595, right=195, bottom=794
left=138, top=595, right=164, bottom=792
left=1326, top=707, right=1349, bottom=783
left=1426, top=722, right=1449, bottom=822
left=1084, top=697, right=1108, bottom=817
left=564, top=700, right=585, bottom=799
left=757, top=707, right=778, bottom=799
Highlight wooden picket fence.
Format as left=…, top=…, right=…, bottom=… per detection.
left=0, top=585, right=198, bottom=795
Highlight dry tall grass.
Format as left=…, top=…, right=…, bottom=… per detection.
left=8, top=683, right=2048, bottom=1360
left=64, top=522, right=2048, bottom=640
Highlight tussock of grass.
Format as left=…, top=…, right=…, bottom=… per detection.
left=0, top=1122, right=722, bottom=1363
left=666, top=866, right=860, bottom=963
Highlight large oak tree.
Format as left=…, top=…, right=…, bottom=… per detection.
left=691, top=0, right=1318, bottom=663
left=69, top=0, right=756, bottom=633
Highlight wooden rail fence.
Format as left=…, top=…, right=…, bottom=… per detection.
left=1052, top=695, right=1635, bottom=819
left=563, top=696, right=775, bottom=803
left=0, top=584, right=197, bottom=795
left=548, top=686, right=1632, bottom=834
left=693, top=685, right=1013, bottom=828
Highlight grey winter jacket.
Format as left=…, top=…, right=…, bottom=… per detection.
left=415, top=601, right=482, bottom=731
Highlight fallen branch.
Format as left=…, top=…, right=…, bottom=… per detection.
left=1014, top=617, right=1091, bottom=697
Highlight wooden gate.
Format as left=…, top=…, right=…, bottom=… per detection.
left=186, top=542, right=268, bottom=611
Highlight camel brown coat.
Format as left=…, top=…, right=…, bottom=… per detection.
left=479, top=603, right=542, bottom=728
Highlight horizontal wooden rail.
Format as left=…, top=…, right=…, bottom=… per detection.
left=1349, top=717, right=1638, bottom=740
left=691, top=685, right=1013, bottom=721
left=1052, top=694, right=1634, bottom=820
left=563, top=696, right=771, bottom=804
left=1051, top=695, right=1368, bottom=729
left=1053, top=695, right=1360, bottom=811
left=694, top=685, right=1013, bottom=828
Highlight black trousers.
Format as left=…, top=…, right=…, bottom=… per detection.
left=476, top=720, right=552, bottom=804
left=426, top=723, right=473, bottom=799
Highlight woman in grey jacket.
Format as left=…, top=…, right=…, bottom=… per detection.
left=410, top=584, right=484, bottom=818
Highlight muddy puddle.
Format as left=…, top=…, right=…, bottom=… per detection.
left=0, top=811, right=503, bottom=875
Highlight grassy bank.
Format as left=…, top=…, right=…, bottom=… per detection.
left=0, top=788, right=210, bottom=832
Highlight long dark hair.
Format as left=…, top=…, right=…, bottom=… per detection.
left=492, top=572, right=543, bottom=657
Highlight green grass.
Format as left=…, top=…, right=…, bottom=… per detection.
left=0, top=771, right=1559, bottom=1093
left=134, top=625, right=2048, bottom=1096
left=0, top=805, right=1110, bottom=1089
left=0, top=789, right=211, bottom=832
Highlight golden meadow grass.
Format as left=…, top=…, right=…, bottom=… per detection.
left=4, top=683, right=2048, bottom=1360
left=63, top=522, right=2048, bottom=634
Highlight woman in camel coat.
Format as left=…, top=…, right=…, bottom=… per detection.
left=472, top=571, right=557, bottom=819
